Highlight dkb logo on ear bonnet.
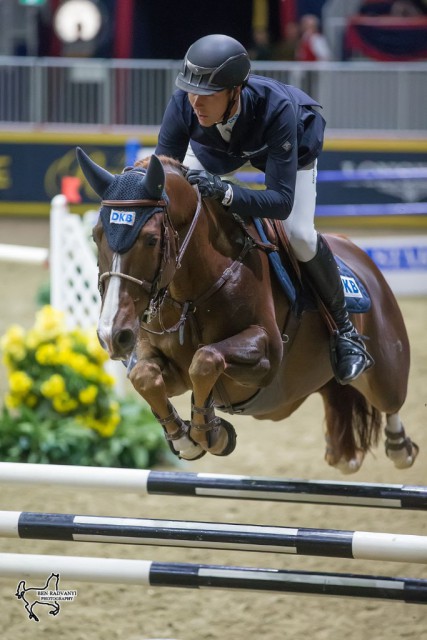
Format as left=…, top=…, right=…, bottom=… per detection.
left=76, top=148, right=167, bottom=254
left=99, top=170, right=163, bottom=253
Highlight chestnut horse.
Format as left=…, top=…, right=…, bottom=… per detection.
left=77, top=148, right=418, bottom=474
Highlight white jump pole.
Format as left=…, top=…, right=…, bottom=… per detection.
left=1, top=552, right=426, bottom=603
left=1, top=510, right=427, bottom=564
left=0, top=244, right=48, bottom=265
left=0, top=462, right=425, bottom=511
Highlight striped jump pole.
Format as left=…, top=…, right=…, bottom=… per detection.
left=1, top=511, right=426, bottom=564
left=0, top=552, right=426, bottom=604
left=0, top=462, right=426, bottom=510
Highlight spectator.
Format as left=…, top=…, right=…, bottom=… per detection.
left=272, top=21, right=299, bottom=61
left=295, top=14, right=332, bottom=62
left=248, top=26, right=274, bottom=60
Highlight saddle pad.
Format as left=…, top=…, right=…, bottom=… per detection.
left=253, top=218, right=371, bottom=314
left=336, top=256, right=371, bottom=313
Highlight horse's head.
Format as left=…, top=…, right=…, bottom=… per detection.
left=76, top=148, right=198, bottom=360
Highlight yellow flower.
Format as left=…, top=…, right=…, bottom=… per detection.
left=79, top=411, right=120, bottom=437
left=25, top=328, right=45, bottom=350
left=56, top=335, right=72, bottom=352
left=66, top=352, right=89, bottom=375
left=34, top=305, right=65, bottom=335
left=40, top=374, right=66, bottom=398
left=1, top=345, right=26, bottom=368
left=9, top=371, right=33, bottom=395
left=85, top=333, right=109, bottom=364
left=52, top=393, right=78, bottom=413
left=98, top=371, right=116, bottom=387
left=0, top=324, right=26, bottom=351
left=35, top=343, right=58, bottom=366
left=78, top=385, right=98, bottom=405
left=0, top=324, right=26, bottom=364
left=4, top=393, right=21, bottom=409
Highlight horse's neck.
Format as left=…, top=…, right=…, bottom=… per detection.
left=169, top=198, right=235, bottom=301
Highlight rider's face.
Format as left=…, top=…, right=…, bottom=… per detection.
left=188, top=89, right=237, bottom=127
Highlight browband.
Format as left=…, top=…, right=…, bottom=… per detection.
left=101, top=199, right=168, bottom=207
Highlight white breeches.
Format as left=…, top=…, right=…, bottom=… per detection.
left=282, top=161, right=318, bottom=262
left=183, top=147, right=319, bottom=263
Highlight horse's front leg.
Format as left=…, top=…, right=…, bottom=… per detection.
left=188, top=324, right=281, bottom=455
left=128, top=350, right=205, bottom=461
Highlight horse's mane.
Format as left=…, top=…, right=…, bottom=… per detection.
left=135, top=155, right=187, bottom=176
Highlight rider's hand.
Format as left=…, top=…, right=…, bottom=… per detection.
left=186, top=170, right=233, bottom=205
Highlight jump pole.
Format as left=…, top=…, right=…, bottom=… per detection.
left=1, top=511, right=426, bottom=564
left=0, top=462, right=426, bottom=510
left=1, top=552, right=426, bottom=604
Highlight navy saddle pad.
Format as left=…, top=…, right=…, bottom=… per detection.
left=252, top=219, right=371, bottom=313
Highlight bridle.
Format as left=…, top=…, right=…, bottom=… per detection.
left=98, top=188, right=203, bottom=302
left=98, top=181, right=260, bottom=346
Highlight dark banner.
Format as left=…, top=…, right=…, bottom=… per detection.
left=0, top=133, right=157, bottom=215
left=0, top=132, right=426, bottom=220
left=345, top=16, right=427, bottom=61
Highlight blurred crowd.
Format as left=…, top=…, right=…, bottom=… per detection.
left=248, top=0, right=427, bottom=62
left=2, top=0, right=427, bottom=62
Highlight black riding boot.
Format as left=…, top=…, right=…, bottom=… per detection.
left=300, top=234, right=374, bottom=385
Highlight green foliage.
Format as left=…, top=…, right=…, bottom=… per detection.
left=0, top=398, right=169, bottom=468
left=0, top=306, right=171, bottom=468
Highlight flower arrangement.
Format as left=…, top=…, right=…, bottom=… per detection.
left=0, top=305, right=169, bottom=467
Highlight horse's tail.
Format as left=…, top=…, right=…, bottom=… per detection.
left=320, top=379, right=382, bottom=464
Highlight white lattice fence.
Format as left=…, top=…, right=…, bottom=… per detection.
left=50, top=195, right=100, bottom=329
left=49, top=195, right=127, bottom=394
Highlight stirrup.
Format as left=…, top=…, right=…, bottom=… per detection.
left=330, top=330, right=374, bottom=384
left=337, top=331, right=375, bottom=367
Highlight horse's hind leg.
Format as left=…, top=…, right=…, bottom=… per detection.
left=319, top=380, right=382, bottom=474
left=384, top=412, right=419, bottom=469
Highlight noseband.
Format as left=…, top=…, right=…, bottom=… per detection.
left=98, top=189, right=203, bottom=300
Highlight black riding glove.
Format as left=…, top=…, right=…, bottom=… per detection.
left=186, top=170, right=231, bottom=204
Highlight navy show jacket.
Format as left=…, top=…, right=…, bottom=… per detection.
left=155, top=75, right=326, bottom=220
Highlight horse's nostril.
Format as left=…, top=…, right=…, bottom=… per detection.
left=114, top=329, right=136, bottom=352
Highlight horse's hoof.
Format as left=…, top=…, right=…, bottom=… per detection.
left=179, top=446, right=206, bottom=461
left=325, top=447, right=365, bottom=474
left=384, top=426, right=419, bottom=469
left=386, top=440, right=419, bottom=469
left=165, top=422, right=206, bottom=461
left=210, top=418, right=237, bottom=457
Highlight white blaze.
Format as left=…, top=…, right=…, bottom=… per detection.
left=98, top=253, right=122, bottom=351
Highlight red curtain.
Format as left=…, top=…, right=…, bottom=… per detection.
left=113, top=0, right=135, bottom=59
left=279, top=0, right=297, bottom=37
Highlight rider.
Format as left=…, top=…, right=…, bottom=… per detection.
left=155, top=33, right=373, bottom=385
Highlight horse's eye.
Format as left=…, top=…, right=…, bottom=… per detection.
left=145, top=234, right=159, bottom=248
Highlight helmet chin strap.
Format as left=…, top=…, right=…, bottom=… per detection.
left=218, top=88, right=238, bottom=126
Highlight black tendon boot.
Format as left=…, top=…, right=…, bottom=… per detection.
left=300, top=235, right=374, bottom=385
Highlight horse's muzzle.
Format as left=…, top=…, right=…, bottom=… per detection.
left=97, top=327, right=137, bottom=360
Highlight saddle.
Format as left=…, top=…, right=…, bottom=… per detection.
left=242, top=216, right=371, bottom=338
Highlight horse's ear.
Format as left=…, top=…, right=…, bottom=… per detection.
left=143, top=154, right=165, bottom=199
left=76, top=147, right=114, bottom=197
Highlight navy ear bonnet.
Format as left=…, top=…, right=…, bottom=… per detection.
left=100, top=169, right=165, bottom=254
left=76, top=147, right=167, bottom=254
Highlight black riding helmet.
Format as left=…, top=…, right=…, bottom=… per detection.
left=176, top=34, right=251, bottom=95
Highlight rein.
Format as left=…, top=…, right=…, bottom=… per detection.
left=143, top=228, right=256, bottom=346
